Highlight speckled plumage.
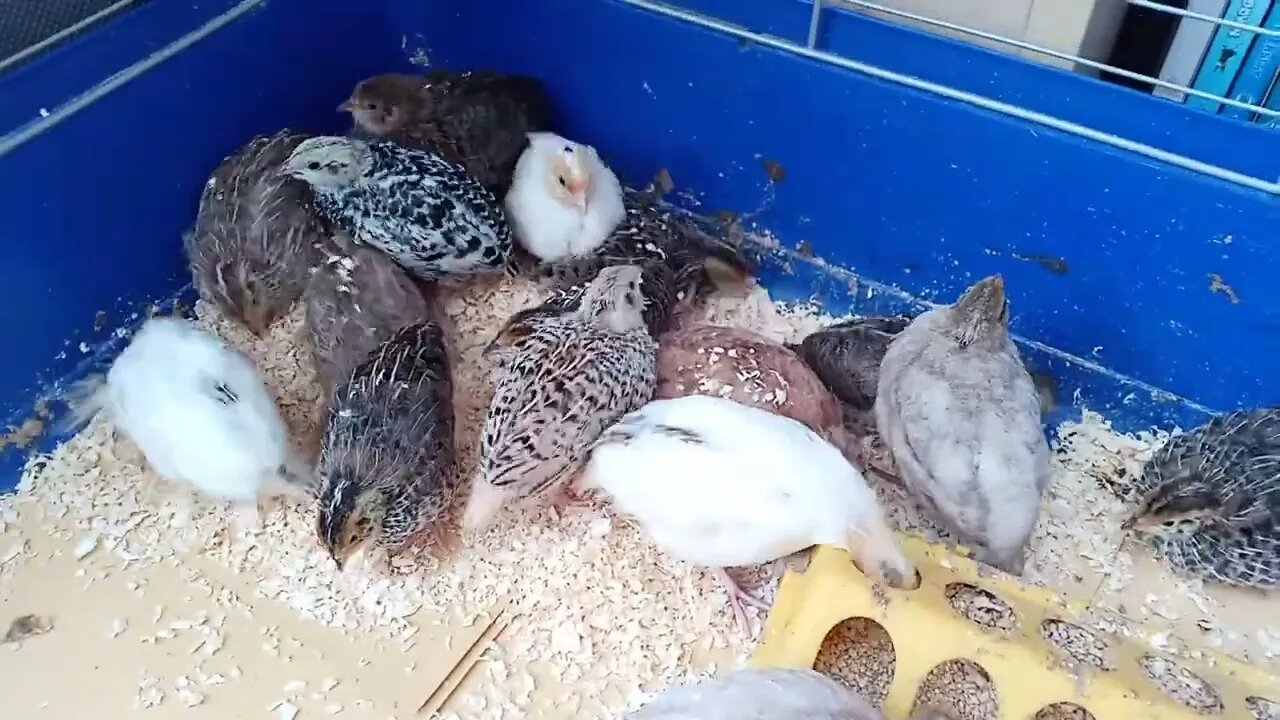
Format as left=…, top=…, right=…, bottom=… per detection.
left=655, top=323, right=852, bottom=454
left=315, top=321, right=455, bottom=569
left=342, top=70, right=553, bottom=195
left=789, top=316, right=912, bottom=412
left=185, top=129, right=323, bottom=336
left=1125, top=407, right=1280, bottom=589
left=304, top=231, right=428, bottom=397
left=625, top=668, right=885, bottom=720
left=875, top=275, right=1050, bottom=574
left=463, top=265, right=658, bottom=531
left=281, top=136, right=513, bottom=281
left=541, top=198, right=752, bottom=324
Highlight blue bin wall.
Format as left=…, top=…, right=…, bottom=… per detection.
left=1, top=0, right=1277, bottom=489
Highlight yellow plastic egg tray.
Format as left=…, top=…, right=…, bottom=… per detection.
left=750, top=538, right=1279, bottom=719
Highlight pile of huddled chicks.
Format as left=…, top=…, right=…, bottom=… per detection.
left=60, top=66, right=1278, bottom=718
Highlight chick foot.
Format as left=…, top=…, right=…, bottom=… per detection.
left=712, top=567, right=770, bottom=632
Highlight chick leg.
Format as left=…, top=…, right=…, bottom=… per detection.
left=711, top=567, right=770, bottom=631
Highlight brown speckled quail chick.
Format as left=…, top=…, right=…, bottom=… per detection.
left=875, top=275, right=1051, bottom=574
left=315, top=321, right=455, bottom=570
left=340, top=69, right=554, bottom=195
left=625, top=667, right=885, bottom=719
left=304, top=230, right=428, bottom=398
left=654, top=323, right=858, bottom=459
left=541, top=198, right=754, bottom=330
left=1123, top=406, right=1280, bottom=590
left=185, top=129, right=323, bottom=335
left=462, top=264, right=657, bottom=532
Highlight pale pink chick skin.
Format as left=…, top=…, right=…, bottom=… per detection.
left=654, top=324, right=856, bottom=457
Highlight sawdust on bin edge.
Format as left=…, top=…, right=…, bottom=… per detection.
left=2, top=269, right=1275, bottom=718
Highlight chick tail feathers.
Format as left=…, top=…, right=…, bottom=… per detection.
left=460, top=478, right=515, bottom=534
left=846, top=513, right=917, bottom=589
left=54, top=375, right=109, bottom=437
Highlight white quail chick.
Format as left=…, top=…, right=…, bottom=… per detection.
left=624, top=667, right=885, bottom=719
left=584, top=394, right=917, bottom=629
left=184, top=129, right=323, bottom=336
left=1123, top=406, right=1280, bottom=589
left=505, top=131, right=625, bottom=263
left=340, top=69, right=554, bottom=195
left=875, top=275, right=1050, bottom=574
left=61, top=316, right=312, bottom=527
left=281, top=136, right=513, bottom=281
left=462, top=264, right=657, bottom=532
left=304, top=230, right=428, bottom=398
left=315, top=321, right=456, bottom=569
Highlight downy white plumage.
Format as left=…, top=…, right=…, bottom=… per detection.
left=504, top=131, right=624, bottom=263
left=61, top=316, right=312, bottom=527
left=583, top=394, right=916, bottom=629
left=625, top=667, right=885, bottom=720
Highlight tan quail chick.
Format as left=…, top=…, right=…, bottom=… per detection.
left=185, top=129, right=323, bottom=335
left=315, top=321, right=455, bottom=569
left=462, top=264, right=657, bottom=532
left=1123, top=406, right=1280, bottom=589
left=875, top=275, right=1050, bottom=574
left=654, top=323, right=858, bottom=459
left=340, top=69, right=554, bottom=195
left=304, top=231, right=428, bottom=398
left=624, top=666, right=885, bottom=719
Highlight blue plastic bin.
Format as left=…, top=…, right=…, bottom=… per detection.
left=1, top=0, right=1278, bottom=489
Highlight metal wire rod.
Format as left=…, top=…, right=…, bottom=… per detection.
left=1126, top=0, right=1280, bottom=36
left=620, top=0, right=1279, bottom=193
left=0, top=0, right=148, bottom=74
left=835, top=0, right=1278, bottom=117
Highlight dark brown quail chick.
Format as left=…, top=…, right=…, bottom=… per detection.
left=789, top=315, right=912, bottom=412
left=340, top=69, right=554, bottom=195
left=315, top=321, right=456, bottom=570
left=1124, top=406, right=1280, bottom=590
left=185, top=129, right=323, bottom=335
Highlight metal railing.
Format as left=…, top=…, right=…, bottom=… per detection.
left=0, top=0, right=148, bottom=74
left=623, top=0, right=1280, bottom=193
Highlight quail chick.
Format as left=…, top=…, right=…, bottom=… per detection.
left=462, top=265, right=657, bottom=532
left=483, top=261, right=677, bottom=362
left=315, top=321, right=456, bottom=570
left=1123, top=406, right=1280, bottom=589
left=585, top=394, right=917, bottom=629
left=624, top=667, right=885, bottom=720
left=654, top=323, right=856, bottom=458
left=185, top=129, right=323, bottom=336
left=505, top=132, right=625, bottom=263
left=875, top=275, right=1050, bottom=574
left=60, top=317, right=312, bottom=528
left=304, top=231, right=428, bottom=398
left=789, top=316, right=912, bottom=412
left=542, top=198, right=753, bottom=328
left=281, top=136, right=513, bottom=281
left=340, top=69, right=553, bottom=194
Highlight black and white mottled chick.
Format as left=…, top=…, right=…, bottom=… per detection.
left=462, top=265, right=658, bottom=532
left=540, top=199, right=753, bottom=330
left=315, top=321, right=456, bottom=570
left=1124, top=406, right=1280, bottom=590
left=483, top=261, right=677, bottom=360
left=304, top=231, right=428, bottom=398
left=281, top=136, right=513, bottom=281
left=789, top=315, right=913, bottom=412
left=340, top=70, right=554, bottom=195
left=185, top=129, right=323, bottom=335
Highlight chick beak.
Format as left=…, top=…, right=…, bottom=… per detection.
left=337, top=98, right=355, bottom=113
left=329, top=549, right=345, bottom=571
left=568, top=181, right=588, bottom=210
left=1120, top=516, right=1137, bottom=531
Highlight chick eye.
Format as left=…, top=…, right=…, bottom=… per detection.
left=307, top=161, right=321, bottom=170
left=1162, top=519, right=1178, bottom=527
left=558, top=176, right=567, bottom=187
left=366, top=103, right=377, bottom=111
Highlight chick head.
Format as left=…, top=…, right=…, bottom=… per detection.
left=582, top=264, right=648, bottom=333
left=339, top=74, right=422, bottom=136
left=1125, top=477, right=1221, bottom=535
left=949, top=273, right=1009, bottom=345
left=532, top=134, right=593, bottom=211
left=281, top=136, right=368, bottom=191
left=315, top=467, right=376, bottom=570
